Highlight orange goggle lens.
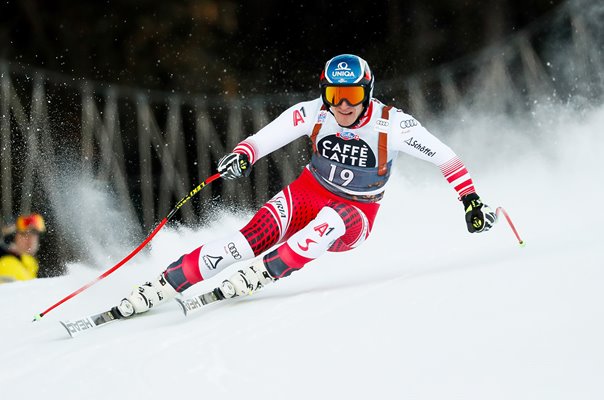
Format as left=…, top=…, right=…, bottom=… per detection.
left=323, top=86, right=367, bottom=107
left=16, top=213, right=46, bottom=233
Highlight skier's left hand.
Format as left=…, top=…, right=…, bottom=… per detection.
left=461, top=193, right=497, bottom=233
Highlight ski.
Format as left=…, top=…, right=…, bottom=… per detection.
left=175, top=288, right=225, bottom=316
left=59, top=288, right=226, bottom=337
left=60, top=308, right=122, bottom=338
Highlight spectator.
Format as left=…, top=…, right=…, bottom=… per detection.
left=0, top=213, right=46, bottom=283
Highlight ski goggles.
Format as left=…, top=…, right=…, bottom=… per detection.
left=322, top=85, right=367, bottom=107
left=16, top=213, right=46, bottom=233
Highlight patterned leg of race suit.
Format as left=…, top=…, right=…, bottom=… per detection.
left=262, top=203, right=369, bottom=278
left=162, top=204, right=371, bottom=294
left=162, top=169, right=375, bottom=293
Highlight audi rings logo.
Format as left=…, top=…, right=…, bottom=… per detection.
left=376, top=119, right=389, bottom=128
left=400, top=119, right=418, bottom=129
left=227, top=242, right=242, bottom=260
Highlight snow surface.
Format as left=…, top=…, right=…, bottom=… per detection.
left=2, top=100, right=603, bottom=399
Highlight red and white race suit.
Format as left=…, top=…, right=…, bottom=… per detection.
left=164, top=98, right=477, bottom=291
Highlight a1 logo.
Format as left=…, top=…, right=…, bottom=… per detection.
left=314, top=222, right=334, bottom=237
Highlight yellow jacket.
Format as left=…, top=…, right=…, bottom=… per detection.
left=0, top=247, right=39, bottom=283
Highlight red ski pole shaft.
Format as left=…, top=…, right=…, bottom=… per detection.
left=33, top=173, right=221, bottom=321
left=496, top=206, right=524, bottom=246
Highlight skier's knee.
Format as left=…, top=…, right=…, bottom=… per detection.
left=327, top=203, right=370, bottom=252
left=262, top=206, right=347, bottom=278
left=288, top=206, right=346, bottom=257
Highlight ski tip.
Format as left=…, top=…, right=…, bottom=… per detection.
left=59, top=321, right=76, bottom=339
left=174, top=298, right=189, bottom=316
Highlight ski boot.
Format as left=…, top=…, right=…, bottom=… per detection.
left=113, top=272, right=178, bottom=318
left=219, top=259, right=275, bottom=299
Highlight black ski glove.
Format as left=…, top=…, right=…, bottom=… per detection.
left=461, top=193, right=497, bottom=233
left=217, top=152, right=252, bottom=180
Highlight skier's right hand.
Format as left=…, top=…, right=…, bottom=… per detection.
left=217, top=152, right=252, bottom=180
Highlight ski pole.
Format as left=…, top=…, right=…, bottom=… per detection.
left=495, top=206, right=524, bottom=246
left=33, top=172, right=222, bottom=321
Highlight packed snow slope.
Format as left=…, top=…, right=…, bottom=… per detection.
left=1, top=101, right=603, bottom=400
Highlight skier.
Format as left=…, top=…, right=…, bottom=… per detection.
left=114, top=54, right=497, bottom=318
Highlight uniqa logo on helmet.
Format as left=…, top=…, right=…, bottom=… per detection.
left=331, top=62, right=356, bottom=78
left=327, top=57, right=362, bottom=84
